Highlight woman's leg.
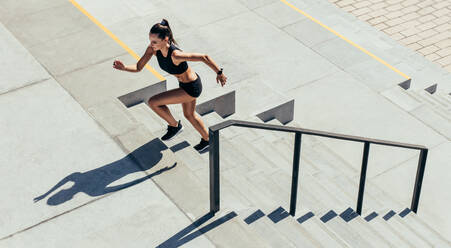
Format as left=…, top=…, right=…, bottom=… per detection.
left=148, top=88, right=195, bottom=126
left=182, top=99, right=209, bottom=140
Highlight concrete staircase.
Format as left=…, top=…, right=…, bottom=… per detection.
left=382, top=82, right=451, bottom=139
left=123, top=99, right=449, bottom=247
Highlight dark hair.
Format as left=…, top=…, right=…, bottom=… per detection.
left=150, top=19, right=177, bottom=45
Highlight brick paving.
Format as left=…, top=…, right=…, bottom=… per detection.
left=329, top=0, right=451, bottom=73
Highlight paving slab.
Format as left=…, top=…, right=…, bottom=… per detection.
left=311, top=36, right=373, bottom=70
left=74, top=0, right=138, bottom=27
left=107, top=14, right=192, bottom=60
left=0, top=78, right=135, bottom=238
left=0, top=23, right=50, bottom=95
left=235, top=0, right=278, bottom=10
left=345, top=59, right=407, bottom=92
left=283, top=18, right=337, bottom=48
left=0, top=178, right=214, bottom=248
left=28, top=24, right=126, bottom=77
left=198, top=11, right=341, bottom=91
left=56, top=53, right=161, bottom=109
left=0, top=0, right=65, bottom=24
left=5, top=1, right=93, bottom=48
left=86, top=98, right=140, bottom=137
left=254, top=1, right=307, bottom=28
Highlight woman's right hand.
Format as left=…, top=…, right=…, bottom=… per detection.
left=113, top=60, right=125, bottom=70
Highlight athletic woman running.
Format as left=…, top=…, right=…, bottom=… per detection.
left=113, top=19, right=227, bottom=152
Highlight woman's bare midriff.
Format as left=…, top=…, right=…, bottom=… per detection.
left=174, top=67, right=198, bottom=83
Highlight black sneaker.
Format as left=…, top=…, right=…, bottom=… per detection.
left=161, top=120, right=183, bottom=141
left=194, top=138, right=209, bottom=152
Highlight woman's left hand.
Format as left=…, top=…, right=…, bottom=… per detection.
left=216, top=74, right=227, bottom=87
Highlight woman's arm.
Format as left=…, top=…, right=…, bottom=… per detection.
left=113, top=46, right=154, bottom=72
left=172, top=50, right=220, bottom=73
left=172, top=50, right=227, bottom=86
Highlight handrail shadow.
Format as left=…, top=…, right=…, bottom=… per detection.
left=33, top=138, right=175, bottom=205
left=157, top=211, right=237, bottom=248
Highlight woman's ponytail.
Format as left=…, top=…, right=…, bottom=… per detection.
left=150, top=18, right=178, bottom=45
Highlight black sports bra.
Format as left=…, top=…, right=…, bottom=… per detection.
left=156, top=43, right=188, bottom=75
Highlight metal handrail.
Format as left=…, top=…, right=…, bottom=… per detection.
left=209, top=120, right=428, bottom=216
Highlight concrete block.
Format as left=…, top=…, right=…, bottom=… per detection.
left=118, top=80, right=167, bottom=108
left=256, top=99, right=294, bottom=124
left=196, top=91, right=236, bottom=118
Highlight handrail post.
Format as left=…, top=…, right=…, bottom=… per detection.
left=411, top=149, right=428, bottom=213
left=289, top=132, right=302, bottom=216
left=357, top=142, right=370, bottom=215
left=209, top=130, right=220, bottom=214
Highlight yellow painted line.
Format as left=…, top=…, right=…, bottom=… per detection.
left=280, top=0, right=410, bottom=79
left=68, top=0, right=165, bottom=81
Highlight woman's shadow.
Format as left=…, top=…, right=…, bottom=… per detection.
left=34, top=138, right=176, bottom=205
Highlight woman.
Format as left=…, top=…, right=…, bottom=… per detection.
left=113, top=19, right=227, bottom=152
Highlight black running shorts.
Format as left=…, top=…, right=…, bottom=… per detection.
left=179, top=73, right=202, bottom=98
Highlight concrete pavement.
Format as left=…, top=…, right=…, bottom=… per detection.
left=1, top=0, right=450, bottom=246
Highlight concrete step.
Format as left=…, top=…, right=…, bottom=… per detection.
left=228, top=137, right=281, bottom=176
left=255, top=99, right=295, bottom=125
left=402, top=90, right=451, bottom=121
left=177, top=111, right=448, bottom=245
left=383, top=214, right=432, bottom=248
left=272, top=208, right=326, bottom=248
left=416, top=90, right=451, bottom=112
left=400, top=212, right=451, bottom=247
left=301, top=174, right=394, bottom=248
left=364, top=216, right=412, bottom=248
left=115, top=124, right=283, bottom=247
left=409, top=104, right=451, bottom=139
left=237, top=208, right=299, bottom=248
left=235, top=169, right=357, bottom=247
left=269, top=169, right=383, bottom=248
left=194, top=208, right=273, bottom=248
left=436, top=93, right=451, bottom=106
left=127, top=102, right=167, bottom=134
left=380, top=86, right=422, bottom=112
left=294, top=210, right=351, bottom=248
left=312, top=174, right=414, bottom=247
left=339, top=178, right=441, bottom=246
left=221, top=129, right=444, bottom=247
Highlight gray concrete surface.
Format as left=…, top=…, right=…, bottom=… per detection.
left=1, top=0, right=450, bottom=246
left=0, top=24, right=49, bottom=94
